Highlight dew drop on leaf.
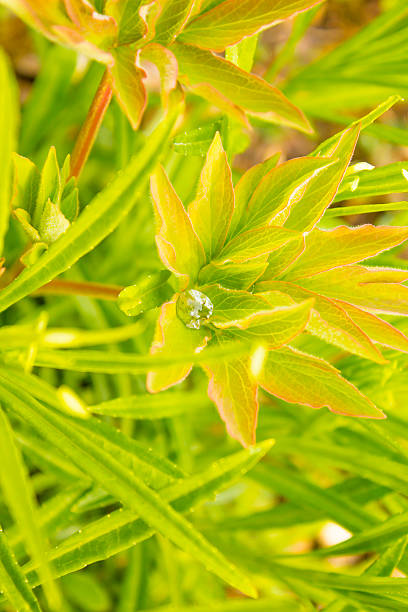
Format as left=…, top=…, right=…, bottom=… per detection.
left=176, top=289, right=214, bottom=329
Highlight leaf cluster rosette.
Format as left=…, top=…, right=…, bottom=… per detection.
left=139, top=125, right=408, bottom=447
left=1, top=0, right=320, bottom=131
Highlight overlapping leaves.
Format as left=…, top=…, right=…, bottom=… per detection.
left=139, top=120, right=408, bottom=446
left=1, top=0, right=316, bottom=131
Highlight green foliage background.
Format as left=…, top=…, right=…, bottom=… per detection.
left=1, top=1, right=408, bottom=610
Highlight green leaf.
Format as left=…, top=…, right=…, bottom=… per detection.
left=251, top=464, right=375, bottom=533
left=110, top=47, right=147, bottom=129
left=0, top=375, right=258, bottom=597
left=32, top=145, right=60, bottom=228
left=335, top=161, right=408, bottom=202
left=215, top=226, right=300, bottom=264
left=257, top=281, right=385, bottom=363
left=0, top=406, right=59, bottom=608
left=0, top=49, right=18, bottom=256
left=0, top=108, right=178, bottom=314
left=22, top=340, right=251, bottom=374
left=90, top=391, right=208, bottom=419
left=284, top=225, right=408, bottom=280
left=118, top=270, right=173, bottom=316
left=222, top=299, right=314, bottom=349
left=173, top=120, right=225, bottom=156
left=261, top=235, right=305, bottom=279
left=179, top=0, right=324, bottom=51
left=301, top=265, right=408, bottom=315
left=39, top=198, right=70, bottom=244
left=313, top=511, right=408, bottom=558
left=198, top=257, right=269, bottom=291
left=188, top=132, right=234, bottom=260
left=154, top=0, right=195, bottom=45
left=257, top=346, right=384, bottom=418
left=203, top=349, right=259, bottom=447
left=0, top=526, right=41, bottom=612
left=172, top=42, right=312, bottom=133
left=284, top=124, right=361, bottom=231
left=336, top=301, right=408, bottom=353
left=151, top=164, right=206, bottom=283
left=105, top=0, right=146, bottom=45
left=326, top=201, right=408, bottom=218
left=147, top=298, right=211, bottom=392
left=61, top=572, right=111, bottom=612
left=242, top=157, right=333, bottom=231
left=227, top=153, right=280, bottom=239
left=21, top=440, right=273, bottom=586
left=203, top=284, right=273, bottom=327
left=140, top=43, right=178, bottom=105
left=10, top=154, right=39, bottom=213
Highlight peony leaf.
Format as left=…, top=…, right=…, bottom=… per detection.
left=105, top=0, right=146, bottom=45
left=301, top=265, right=408, bottom=315
left=284, top=225, right=408, bottom=280
left=222, top=298, right=314, bottom=349
left=179, top=0, right=324, bottom=51
left=261, top=235, right=305, bottom=279
left=203, top=349, right=259, bottom=447
left=203, top=284, right=273, bottom=327
left=147, top=298, right=211, bottom=392
left=151, top=164, right=206, bottom=283
left=283, top=124, right=361, bottom=232
left=334, top=300, right=408, bottom=354
left=154, top=0, right=196, bottom=45
left=215, top=225, right=301, bottom=264
left=140, top=43, right=178, bottom=105
left=188, top=132, right=234, bottom=260
left=172, top=42, right=312, bottom=132
left=227, top=153, right=280, bottom=239
left=257, top=280, right=386, bottom=363
left=109, top=47, right=147, bottom=129
left=242, top=157, right=333, bottom=231
left=118, top=271, right=173, bottom=316
left=257, top=346, right=385, bottom=418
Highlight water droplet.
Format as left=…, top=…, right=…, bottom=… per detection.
left=176, top=289, right=213, bottom=330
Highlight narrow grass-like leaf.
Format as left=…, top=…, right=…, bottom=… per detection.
left=0, top=527, right=41, bottom=612
left=0, top=375, right=257, bottom=597
left=91, top=392, right=208, bottom=418
left=0, top=107, right=179, bottom=314
left=0, top=406, right=58, bottom=608
left=21, top=440, right=273, bottom=586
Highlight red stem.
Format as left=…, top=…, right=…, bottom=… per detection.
left=33, top=279, right=123, bottom=301
left=69, top=70, right=113, bottom=179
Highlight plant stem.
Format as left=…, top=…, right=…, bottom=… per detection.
left=33, top=279, right=122, bottom=301
left=70, top=70, right=113, bottom=179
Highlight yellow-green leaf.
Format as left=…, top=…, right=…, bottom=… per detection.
left=257, top=346, right=384, bottom=418
left=334, top=300, right=408, bottom=354
left=151, top=164, right=206, bottom=283
left=284, top=124, right=361, bottom=232
left=179, top=0, right=324, bottom=51
left=284, top=225, right=408, bottom=280
left=0, top=50, right=18, bottom=256
left=154, top=0, right=195, bottom=45
left=243, top=157, right=333, bottom=231
left=301, top=265, right=408, bottom=315
left=203, top=350, right=259, bottom=447
left=172, top=42, right=312, bottom=133
left=147, top=298, right=211, bottom=392
left=110, top=47, right=147, bottom=129
left=257, top=280, right=385, bottom=363
left=215, top=225, right=300, bottom=264
left=188, top=132, right=234, bottom=260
